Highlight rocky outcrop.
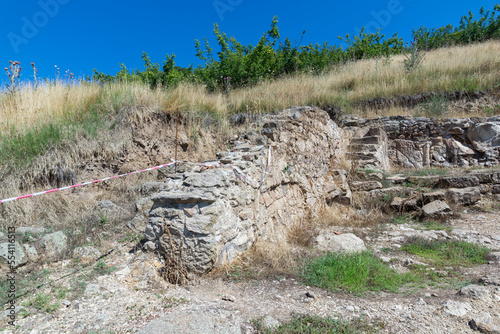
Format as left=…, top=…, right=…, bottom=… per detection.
left=145, top=107, right=348, bottom=274
left=342, top=115, right=500, bottom=169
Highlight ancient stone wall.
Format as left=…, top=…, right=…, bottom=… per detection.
left=144, top=107, right=349, bottom=274
left=342, top=115, right=500, bottom=169
left=144, top=106, right=500, bottom=276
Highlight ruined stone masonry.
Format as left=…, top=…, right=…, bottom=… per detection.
left=143, top=107, right=500, bottom=275
left=144, top=107, right=349, bottom=274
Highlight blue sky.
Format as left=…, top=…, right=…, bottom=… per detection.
left=1, top=0, right=498, bottom=83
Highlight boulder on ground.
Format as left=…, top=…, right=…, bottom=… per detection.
left=469, top=312, right=500, bottom=334
left=440, top=300, right=471, bottom=317
left=422, top=200, right=452, bottom=218
left=40, top=231, right=68, bottom=258
left=316, top=233, right=366, bottom=252
left=73, top=246, right=102, bottom=264
left=0, top=241, right=27, bottom=269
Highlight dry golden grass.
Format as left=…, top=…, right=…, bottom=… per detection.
left=228, top=40, right=500, bottom=114
left=0, top=83, right=100, bottom=134
left=316, top=202, right=389, bottom=228
left=0, top=82, right=230, bottom=135
left=1, top=40, right=498, bottom=136
left=211, top=240, right=312, bottom=278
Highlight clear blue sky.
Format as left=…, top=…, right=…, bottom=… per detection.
left=1, top=0, right=498, bottom=83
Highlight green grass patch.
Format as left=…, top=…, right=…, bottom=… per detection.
left=420, top=220, right=452, bottom=232
left=254, top=314, right=383, bottom=334
left=0, top=123, right=64, bottom=166
left=391, top=214, right=414, bottom=225
left=398, top=168, right=448, bottom=177
left=23, top=292, right=60, bottom=313
left=0, top=106, right=109, bottom=167
left=401, top=237, right=490, bottom=266
left=300, top=251, right=417, bottom=293
left=0, top=269, right=51, bottom=306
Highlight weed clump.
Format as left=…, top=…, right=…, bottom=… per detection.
left=300, top=251, right=416, bottom=293
left=401, top=237, right=490, bottom=266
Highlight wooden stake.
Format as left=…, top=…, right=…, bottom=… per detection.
left=175, top=109, right=179, bottom=173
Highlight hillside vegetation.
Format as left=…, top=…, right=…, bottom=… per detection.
left=1, top=5, right=499, bottom=174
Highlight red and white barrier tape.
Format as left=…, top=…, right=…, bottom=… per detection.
left=0, top=159, right=261, bottom=204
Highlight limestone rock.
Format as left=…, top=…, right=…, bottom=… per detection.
left=422, top=191, right=446, bottom=204
left=480, top=274, right=500, bottom=286
left=439, top=176, right=479, bottom=188
left=466, top=122, right=500, bottom=149
left=73, top=246, right=102, bottom=264
left=151, top=191, right=216, bottom=205
left=487, top=252, right=500, bottom=263
left=422, top=200, right=452, bottom=218
left=349, top=181, right=382, bottom=191
left=146, top=107, right=343, bottom=275
left=260, top=315, right=281, bottom=330
left=459, top=284, right=490, bottom=300
left=445, top=187, right=481, bottom=205
left=316, top=233, right=366, bottom=252
left=84, top=284, right=101, bottom=296
left=98, top=200, right=121, bottom=213
left=40, top=231, right=68, bottom=258
left=23, top=244, right=39, bottom=262
left=0, top=241, right=27, bottom=269
left=440, top=300, right=472, bottom=317
left=390, top=197, right=420, bottom=212
left=469, top=312, right=500, bottom=334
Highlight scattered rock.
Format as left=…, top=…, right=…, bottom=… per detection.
left=403, top=258, right=428, bottom=267
left=73, top=246, right=102, bottom=264
left=422, top=200, right=452, bottom=218
left=98, top=200, right=121, bottom=213
left=316, top=233, right=366, bottom=252
left=445, top=187, right=481, bottom=205
left=305, top=291, right=316, bottom=299
left=23, top=244, right=39, bottom=262
left=440, top=300, right=472, bottom=317
left=40, top=231, right=68, bottom=258
left=349, top=181, right=383, bottom=191
left=469, top=312, right=500, bottom=334
left=480, top=274, right=500, bottom=286
left=422, top=191, right=446, bottom=204
left=390, top=196, right=419, bottom=212
left=459, top=285, right=491, bottom=300
left=440, top=176, right=480, bottom=188
left=0, top=241, right=27, bottom=269
left=260, top=315, right=281, bottom=330
left=84, top=284, right=101, bottom=296
left=222, top=295, right=236, bottom=302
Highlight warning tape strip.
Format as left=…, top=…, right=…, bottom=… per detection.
left=0, top=158, right=262, bottom=204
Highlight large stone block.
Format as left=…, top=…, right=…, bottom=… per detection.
left=422, top=200, right=452, bottom=218
left=445, top=187, right=481, bottom=205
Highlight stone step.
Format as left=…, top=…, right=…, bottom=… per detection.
left=347, top=143, right=379, bottom=153
left=350, top=136, right=381, bottom=145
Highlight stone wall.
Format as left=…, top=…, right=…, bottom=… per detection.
left=342, top=115, right=500, bottom=169
left=144, top=107, right=349, bottom=274
left=144, top=106, right=500, bottom=276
